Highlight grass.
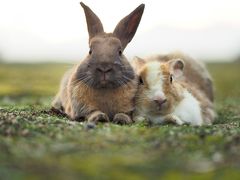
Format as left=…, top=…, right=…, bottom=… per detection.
left=0, top=62, right=240, bottom=179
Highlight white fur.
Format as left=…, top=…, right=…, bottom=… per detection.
left=172, top=90, right=203, bottom=126
left=145, top=62, right=166, bottom=100
left=146, top=90, right=203, bottom=126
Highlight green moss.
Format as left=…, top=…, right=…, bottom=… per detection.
left=0, top=62, right=240, bottom=179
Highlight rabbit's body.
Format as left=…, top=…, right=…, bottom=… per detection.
left=141, top=85, right=203, bottom=126
left=52, top=2, right=145, bottom=124
left=167, top=88, right=203, bottom=126
left=133, top=59, right=215, bottom=126
left=53, top=65, right=137, bottom=120
left=52, top=68, right=73, bottom=112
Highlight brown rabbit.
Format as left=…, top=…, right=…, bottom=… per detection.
left=52, top=2, right=145, bottom=125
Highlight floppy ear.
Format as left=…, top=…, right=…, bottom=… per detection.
left=113, top=4, right=145, bottom=50
left=132, top=56, right=146, bottom=73
left=80, top=2, right=104, bottom=41
left=169, top=59, right=185, bottom=78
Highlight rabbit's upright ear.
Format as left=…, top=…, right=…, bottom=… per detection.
left=169, top=59, right=185, bottom=78
left=113, top=4, right=145, bottom=50
left=80, top=2, right=104, bottom=41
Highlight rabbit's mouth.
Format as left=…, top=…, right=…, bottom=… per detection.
left=147, top=101, right=171, bottom=116
left=95, top=82, right=117, bottom=89
left=98, top=80, right=108, bottom=87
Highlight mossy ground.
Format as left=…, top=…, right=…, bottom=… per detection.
left=0, top=62, right=240, bottom=179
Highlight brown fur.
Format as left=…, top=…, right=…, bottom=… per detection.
left=52, top=2, right=145, bottom=123
left=139, top=67, right=149, bottom=89
left=64, top=71, right=138, bottom=120
left=161, top=63, right=185, bottom=114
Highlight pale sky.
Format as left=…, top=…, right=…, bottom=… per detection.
left=0, top=0, right=240, bottom=62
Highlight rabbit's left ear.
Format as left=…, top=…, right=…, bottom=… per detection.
left=80, top=2, right=104, bottom=41
left=169, top=59, right=185, bottom=78
left=132, top=56, right=146, bottom=73
left=113, top=4, right=145, bottom=50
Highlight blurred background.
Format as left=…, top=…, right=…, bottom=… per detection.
left=0, top=0, right=239, bottom=100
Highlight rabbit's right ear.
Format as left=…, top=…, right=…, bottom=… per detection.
left=169, top=59, right=185, bottom=78
left=80, top=2, right=104, bottom=41
left=113, top=4, right=145, bottom=50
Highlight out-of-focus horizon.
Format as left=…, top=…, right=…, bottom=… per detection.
left=0, top=0, right=240, bottom=63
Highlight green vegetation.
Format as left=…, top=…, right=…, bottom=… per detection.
left=0, top=62, right=240, bottom=179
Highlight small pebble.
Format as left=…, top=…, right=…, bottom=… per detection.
left=85, top=122, right=96, bottom=130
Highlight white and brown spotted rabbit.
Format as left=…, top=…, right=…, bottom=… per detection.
left=132, top=55, right=215, bottom=126
left=52, top=2, right=145, bottom=125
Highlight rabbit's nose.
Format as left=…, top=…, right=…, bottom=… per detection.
left=96, top=67, right=113, bottom=73
left=154, top=98, right=167, bottom=107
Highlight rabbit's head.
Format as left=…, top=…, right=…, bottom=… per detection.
left=133, top=58, right=185, bottom=115
left=76, top=2, right=145, bottom=89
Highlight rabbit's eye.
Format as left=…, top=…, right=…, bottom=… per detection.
left=89, top=49, right=92, bottom=55
left=139, top=76, right=144, bottom=85
left=119, top=50, right=122, bottom=56
left=170, top=74, right=173, bottom=83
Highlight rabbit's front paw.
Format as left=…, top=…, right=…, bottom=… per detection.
left=164, top=115, right=184, bottom=125
left=113, top=113, right=133, bottom=125
left=88, top=111, right=109, bottom=124
left=68, top=110, right=84, bottom=122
